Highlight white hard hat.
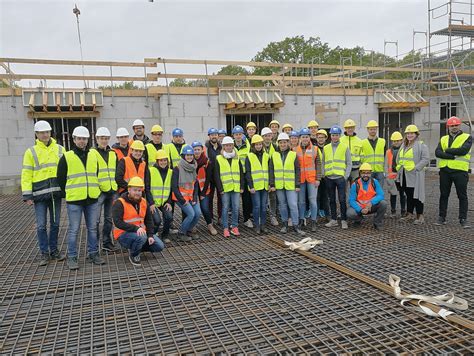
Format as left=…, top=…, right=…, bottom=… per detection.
left=132, top=119, right=145, bottom=127
left=222, top=136, right=234, bottom=145
left=72, top=126, right=90, bottom=138
left=34, top=120, right=52, bottom=132
left=116, top=127, right=130, bottom=137
left=277, top=132, right=290, bottom=141
left=95, top=127, right=111, bottom=137
left=261, top=127, right=272, bottom=136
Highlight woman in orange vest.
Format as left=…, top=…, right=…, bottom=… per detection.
left=112, top=176, right=164, bottom=266
left=385, top=131, right=406, bottom=218
left=115, top=140, right=148, bottom=194
left=171, top=145, right=201, bottom=242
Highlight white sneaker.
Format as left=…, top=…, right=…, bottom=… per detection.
left=325, top=219, right=338, bottom=228
left=341, top=220, right=348, bottom=229
left=244, top=220, right=254, bottom=228
left=169, top=229, right=179, bottom=235
left=271, top=217, right=279, bottom=226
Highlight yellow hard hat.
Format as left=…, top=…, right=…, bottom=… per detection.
left=151, top=124, right=163, bottom=133
left=307, top=120, right=319, bottom=128
left=343, top=119, right=356, bottom=128
left=366, top=120, right=378, bottom=128
left=359, top=163, right=372, bottom=172
left=155, top=149, right=168, bottom=161
left=128, top=176, right=145, bottom=188
left=317, top=129, right=328, bottom=137
left=130, top=140, right=145, bottom=151
left=251, top=134, right=264, bottom=144
left=390, top=131, right=403, bottom=141
left=282, top=123, right=293, bottom=130
left=246, top=122, right=257, bottom=129
left=269, top=120, right=280, bottom=127
left=405, top=124, right=419, bottom=133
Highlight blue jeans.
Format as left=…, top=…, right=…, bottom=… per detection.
left=152, top=205, right=173, bottom=237
left=67, top=202, right=99, bottom=257
left=277, top=189, right=298, bottom=223
left=326, top=177, right=347, bottom=220
left=118, top=232, right=164, bottom=257
left=298, top=182, right=318, bottom=221
left=34, top=198, right=62, bottom=254
left=200, top=195, right=212, bottom=225
left=177, top=201, right=201, bottom=234
left=96, top=191, right=114, bottom=244
left=372, top=172, right=385, bottom=189
left=251, top=189, right=268, bottom=227
left=221, top=192, right=240, bottom=229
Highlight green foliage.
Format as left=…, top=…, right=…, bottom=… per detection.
left=98, top=81, right=140, bottom=89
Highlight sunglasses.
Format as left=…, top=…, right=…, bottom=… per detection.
left=151, top=132, right=163, bottom=136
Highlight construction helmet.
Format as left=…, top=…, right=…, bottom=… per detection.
left=172, top=128, right=184, bottom=137
left=299, top=128, right=311, bottom=136
left=181, top=145, right=194, bottom=156
left=72, top=126, right=90, bottom=138
left=155, top=149, right=168, bottom=161
left=222, top=136, right=234, bottom=145
left=329, top=125, right=343, bottom=135
left=343, top=119, right=356, bottom=128
left=261, top=127, right=273, bottom=136
left=447, top=116, right=462, bottom=126
left=404, top=124, right=419, bottom=134
left=246, top=122, right=257, bottom=129
left=232, top=125, right=244, bottom=134
left=191, top=141, right=203, bottom=148
left=128, top=176, right=145, bottom=188
left=130, top=140, right=145, bottom=151
left=277, top=133, right=290, bottom=141
left=359, top=163, right=372, bottom=172
left=289, top=130, right=300, bottom=137
left=96, top=127, right=111, bottom=137
left=151, top=124, right=163, bottom=133
left=116, top=127, right=130, bottom=137
left=282, top=123, right=293, bottom=130
left=251, top=134, right=264, bottom=144
left=390, top=131, right=403, bottom=141
left=34, top=120, right=52, bottom=132
left=317, top=129, right=328, bottom=137
left=269, top=120, right=280, bottom=127
left=132, top=119, right=145, bottom=128
left=208, top=128, right=218, bottom=135
left=366, top=120, right=378, bottom=128
left=307, top=120, right=319, bottom=128
left=218, top=129, right=226, bottom=135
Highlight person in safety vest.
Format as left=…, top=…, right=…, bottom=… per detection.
left=341, top=119, right=363, bottom=184
left=171, top=145, right=201, bottom=241
left=269, top=120, right=280, bottom=143
left=214, top=136, right=244, bottom=237
left=21, top=120, right=65, bottom=266
left=385, top=131, right=406, bottom=218
left=144, top=125, right=165, bottom=165
left=112, top=127, right=131, bottom=161
left=361, top=120, right=386, bottom=187
left=145, top=149, right=174, bottom=242
left=165, top=128, right=185, bottom=168
left=307, top=120, right=319, bottom=146
left=245, top=134, right=270, bottom=234
left=112, top=176, right=164, bottom=266
left=296, top=128, right=323, bottom=232
left=289, top=130, right=300, bottom=151
left=233, top=125, right=253, bottom=228
left=205, top=128, right=223, bottom=224
left=57, top=126, right=105, bottom=270
left=115, top=140, right=148, bottom=194
left=347, top=163, right=387, bottom=230
left=192, top=141, right=218, bottom=236
left=91, top=127, right=118, bottom=252
left=315, top=129, right=330, bottom=221
left=131, top=119, right=150, bottom=144
left=269, top=133, right=305, bottom=236
left=217, top=129, right=226, bottom=144
left=246, top=122, right=257, bottom=140
left=396, top=125, right=430, bottom=225
left=261, top=127, right=279, bottom=226
left=323, top=125, right=352, bottom=229
left=282, top=123, right=293, bottom=135
left=435, top=116, right=472, bottom=228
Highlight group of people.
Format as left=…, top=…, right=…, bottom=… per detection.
left=21, top=116, right=471, bottom=268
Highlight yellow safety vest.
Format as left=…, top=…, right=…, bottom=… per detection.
left=63, top=150, right=100, bottom=202
left=165, top=143, right=181, bottom=168
left=396, top=147, right=415, bottom=172
left=91, top=148, right=117, bottom=193
left=340, top=135, right=362, bottom=166
left=149, top=166, right=172, bottom=207
left=324, top=142, right=348, bottom=177
left=361, top=138, right=386, bottom=172
left=217, top=155, right=241, bottom=193
left=272, top=151, right=296, bottom=190
left=247, top=152, right=269, bottom=191
left=236, top=141, right=250, bottom=173
left=264, top=143, right=276, bottom=157
left=145, top=143, right=160, bottom=165
left=438, top=133, right=471, bottom=172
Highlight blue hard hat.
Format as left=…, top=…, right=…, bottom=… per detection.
left=181, top=145, right=194, bottom=156
left=329, top=125, right=343, bottom=135
left=172, top=128, right=184, bottom=137
left=218, top=129, right=226, bottom=135
left=232, top=125, right=244, bottom=134
left=191, top=141, right=203, bottom=148
left=289, top=130, right=300, bottom=137
left=299, top=128, right=310, bottom=136
left=207, top=128, right=218, bottom=135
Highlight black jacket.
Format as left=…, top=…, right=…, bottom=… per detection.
left=214, top=155, right=245, bottom=194
left=111, top=142, right=129, bottom=158
left=133, top=134, right=151, bottom=145
left=204, top=140, right=222, bottom=164
left=112, top=192, right=154, bottom=237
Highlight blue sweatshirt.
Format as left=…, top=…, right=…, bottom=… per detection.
left=349, top=178, right=384, bottom=213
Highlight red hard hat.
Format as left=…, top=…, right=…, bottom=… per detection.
left=446, top=116, right=462, bottom=126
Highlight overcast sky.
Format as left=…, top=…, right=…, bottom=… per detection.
left=0, top=0, right=452, bottom=87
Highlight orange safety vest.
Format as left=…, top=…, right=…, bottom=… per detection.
left=197, top=161, right=211, bottom=195
left=120, top=156, right=146, bottom=193
left=386, top=148, right=397, bottom=179
left=113, top=197, right=147, bottom=240
left=355, top=178, right=376, bottom=209
left=113, top=146, right=131, bottom=161
left=296, top=144, right=318, bottom=183
left=172, top=171, right=195, bottom=202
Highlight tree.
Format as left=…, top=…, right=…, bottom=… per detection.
left=209, top=65, right=250, bottom=87
left=98, top=81, right=140, bottom=89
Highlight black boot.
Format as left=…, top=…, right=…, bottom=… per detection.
left=299, top=219, right=306, bottom=230
left=294, top=225, right=306, bottom=236
left=311, top=220, right=317, bottom=232
left=255, top=225, right=261, bottom=235
left=280, top=222, right=288, bottom=234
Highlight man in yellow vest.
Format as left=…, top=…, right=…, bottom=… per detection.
left=21, top=120, right=65, bottom=266
left=361, top=120, right=386, bottom=187
left=57, top=126, right=105, bottom=270
left=91, top=127, right=117, bottom=252
left=145, top=124, right=165, bottom=165
left=341, top=119, right=363, bottom=184
left=233, top=125, right=253, bottom=228
left=261, top=127, right=278, bottom=226
left=435, top=116, right=472, bottom=228
left=166, top=128, right=185, bottom=168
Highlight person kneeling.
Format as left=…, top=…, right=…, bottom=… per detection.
left=112, top=176, right=164, bottom=266
left=347, top=163, right=387, bottom=230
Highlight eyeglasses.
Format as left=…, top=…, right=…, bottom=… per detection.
left=151, top=132, right=163, bottom=136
